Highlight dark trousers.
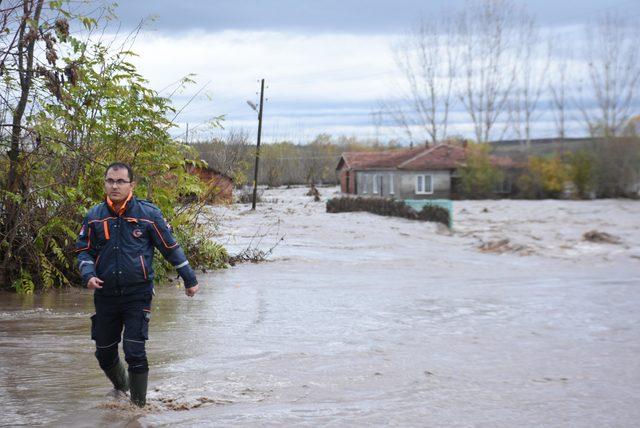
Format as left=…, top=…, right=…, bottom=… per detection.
left=91, top=292, right=152, bottom=374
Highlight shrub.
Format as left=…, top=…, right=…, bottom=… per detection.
left=566, top=150, right=595, bottom=198
left=517, top=155, right=569, bottom=198
left=459, top=143, right=504, bottom=198
left=416, top=204, right=450, bottom=226
left=326, top=197, right=449, bottom=227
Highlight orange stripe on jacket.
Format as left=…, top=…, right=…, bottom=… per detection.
left=151, top=223, right=178, bottom=249
left=89, top=217, right=116, bottom=224
left=103, top=221, right=110, bottom=240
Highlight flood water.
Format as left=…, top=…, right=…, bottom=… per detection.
left=2, top=195, right=640, bottom=427
left=2, top=263, right=639, bottom=427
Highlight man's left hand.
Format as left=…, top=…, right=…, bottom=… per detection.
left=185, top=284, right=199, bottom=297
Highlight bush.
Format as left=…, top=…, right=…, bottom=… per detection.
left=326, top=197, right=450, bottom=227
left=416, top=204, right=450, bottom=226
left=459, top=143, right=504, bottom=198
left=567, top=150, right=595, bottom=198
left=517, top=155, right=569, bottom=198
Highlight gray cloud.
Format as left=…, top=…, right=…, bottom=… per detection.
left=114, top=0, right=634, bottom=34
left=106, top=0, right=639, bottom=143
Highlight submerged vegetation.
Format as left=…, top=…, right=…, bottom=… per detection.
left=326, top=196, right=450, bottom=227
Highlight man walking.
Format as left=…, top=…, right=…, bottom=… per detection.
left=75, top=162, right=199, bottom=407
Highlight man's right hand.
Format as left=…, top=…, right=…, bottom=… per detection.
left=87, top=277, right=104, bottom=290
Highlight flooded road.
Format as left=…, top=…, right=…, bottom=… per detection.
left=2, top=189, right=640, bottom=426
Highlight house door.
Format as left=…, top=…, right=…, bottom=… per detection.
left=345, top=171, right=350, bottom=193
left=451, top=176, right=462, bottom=199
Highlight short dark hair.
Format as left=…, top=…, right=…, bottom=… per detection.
left=105, top=162, right=133, bottom=182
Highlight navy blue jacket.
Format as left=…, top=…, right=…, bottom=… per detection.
left=75, top=196, right=198, bottom=296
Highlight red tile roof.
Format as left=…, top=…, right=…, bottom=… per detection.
left=338, top=144, right=519, bottom=171
left=340, top=146, right=425, bottom=170
left=398, top=144, right=467, bottom=170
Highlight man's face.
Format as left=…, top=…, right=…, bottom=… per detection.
left=104, top=167, right=134, bottom=203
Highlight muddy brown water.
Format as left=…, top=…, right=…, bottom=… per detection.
left=1, top=253, right=639, bottom=427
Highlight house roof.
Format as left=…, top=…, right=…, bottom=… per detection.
left=398, top=144, right=467, bottom=170
left=187, top=164, right=234, bottom=181
left=337, top=143, right=519, bottom=171
left=338, top=146, right=425, bottom=170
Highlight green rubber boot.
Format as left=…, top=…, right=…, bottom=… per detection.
left=129, top=371, right=148, bottom=407
left=103, top=359, right=129, bottom=393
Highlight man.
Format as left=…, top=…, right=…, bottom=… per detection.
left=75, top=162, right=199, bottom=407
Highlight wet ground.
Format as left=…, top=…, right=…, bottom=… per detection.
left=1, top=188, right=639, bottom=427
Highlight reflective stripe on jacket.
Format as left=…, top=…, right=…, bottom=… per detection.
left=75, top=197, right=197, bottom=295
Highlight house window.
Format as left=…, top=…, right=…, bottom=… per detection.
left=362, top=174, right=368, bottom=194
left=372, top=174, right=379, bottom=194
left=415, top=174, right=433, bottom=195
left=389, top=174, right=394, bottom=194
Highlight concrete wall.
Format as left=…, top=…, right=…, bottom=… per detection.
left=356, top=170, right=451, bottom=199
left=355, top=170, right=396, bottom=197
left=397, top=170, right=451, bottom=199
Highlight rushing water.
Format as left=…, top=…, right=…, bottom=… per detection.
left=1, top=260, right=639, bottom=427
left=2, top=193, right=640, bottom=427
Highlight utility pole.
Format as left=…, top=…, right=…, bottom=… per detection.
left=251, top=79, right=265, bottom=210
left=185, top=122, right=189, bottom=144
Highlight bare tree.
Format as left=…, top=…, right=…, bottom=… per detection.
left=303, top=134, right=331, bottom=184
left=456, top=0, right=527, bottom=143
left=391, top=16, right=457, bottom=145
left=508, top=14, right=549, bottom=148
left=192, top=128, right=252, bottom=184
left=578, top=13, right=640, bottom=137
left=376, top=98, right=416, bottom=144
left=548, top=37, right=570, bottom=140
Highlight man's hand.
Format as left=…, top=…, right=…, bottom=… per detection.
left=87, top=277, right=104, bottom=290
left=185, top=284, right=199, bottom=297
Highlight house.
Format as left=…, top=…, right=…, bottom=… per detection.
left=336, top=143, right=519, bottom=199
left=186, top=165, right=234, bottom=203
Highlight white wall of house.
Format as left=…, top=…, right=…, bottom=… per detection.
left=397, top=171, right=450, bottom=199
left=356, top=171, right=397, bottom=197
left=356, top=170, right=451, bottom=199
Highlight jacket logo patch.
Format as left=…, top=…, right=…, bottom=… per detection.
left=132, top=229, right=143, bottom=238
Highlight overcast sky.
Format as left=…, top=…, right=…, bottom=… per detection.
left=105, top=0, right=640, bottom=144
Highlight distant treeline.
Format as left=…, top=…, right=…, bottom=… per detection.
left=191, top=132, right=403, bottom=188
left=193, top=130, right=640, bottom=199
left=464, top=136, right=640, bottom=199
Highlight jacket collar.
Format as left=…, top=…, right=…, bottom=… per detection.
left=106, top=192, right=134, bottom=216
